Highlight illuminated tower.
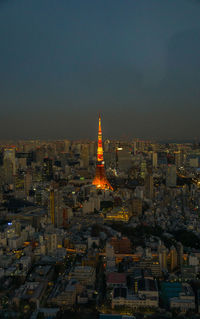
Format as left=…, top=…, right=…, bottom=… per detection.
left=92, top=114, right=113, bottom=190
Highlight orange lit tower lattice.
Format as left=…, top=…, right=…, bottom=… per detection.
left=92, top=114, right=113, bottom=191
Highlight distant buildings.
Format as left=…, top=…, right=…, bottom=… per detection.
left=1, top=124, right=200, bottom=317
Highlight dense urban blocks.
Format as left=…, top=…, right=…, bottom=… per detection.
left=1, top=123, right=200, bottom=319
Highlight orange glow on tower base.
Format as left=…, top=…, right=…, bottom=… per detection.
left=93, top=164, right=113, bottom=191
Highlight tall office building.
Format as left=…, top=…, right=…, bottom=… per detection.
left=145, top=174, right=154, bottom=199
left=169, top=246, right=178, bottom=271
left=24, top=170, right=32, bottom=196
left=92, top=115, right=113, bottom=190
left=158, top=244, right=168, bottom=270
left=89, top=142, right=96, bottom=158
left=106, top=242, right=115, bottom=268
left=152, top=152, right=157, bottom=168
left=174, top=150, right=186, bottom=168
left=104, top=140, right=110, bottom=153
left=2, top=159, right=14, bottom=185
left=133, top=140, right=137, bottom=155
left=140, top=160, right=147, bottom=179
left=54, top=189, right=64, bottom=228
left=177, top=242, right=183, bottom=269
left=4, top=148, right=16, bottom=175
left=81, top=144, right=89, bottom=168
left=166, top=165, right=177, bottom=187
left=49, top=188, right=55, bottom=225
left=116, top=148, right=132, bottom=171
left=132, top=198, right=143, bottom=216
left=49, top=188, right=65, bottom=227
left=64, top=140, right=70, bottom=153
left=43, top=158, right=53, bottom=181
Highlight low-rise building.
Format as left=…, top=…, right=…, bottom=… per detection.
left=68, top=266, right=96, bottom=286
left=112, top=287, right=158, bottom=309
left=107, top=273, right=127, bottom=289
left=170, top=283, right=195, bottom=312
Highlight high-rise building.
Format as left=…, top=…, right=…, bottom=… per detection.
left=104, top=151, right=116, bottom=169
left=132, top=198, right=143, bottom=216
left=62, top=207, right=73, bottom=228
left=116, top=148, right=132, bottom=171
left=158, top=244, right=167, bottom=270
left=43, top=158, right=53, bottom=181
left=4, top=148, right=16, bottom=175
left=46, top=233, right=57, bottom=253
left=104, top=140, right=110, bottom=153
left=64, top=140, right=70, bottom=153
left=169, top=246, right=178, bottom=271
left=92, top=115, right=113, bottom=190
left=145, top=174, right=154, bottom=199
left=152, top=152, right=157, bottom=168
left=49, top=188, right=55, bottom=225
left=24, top=170, right=32, bottom=196
left=174, top=151, right=181, bottom=168
left=89, top=142, right=96, bottom=158
left=2, top=159, right=14, bottom=185
left=80, top=144, right=89, bottom=168
left=140, top=160, right=147, bottom=179
left=106, top=242, right=115, bottom=268
left=177, top=242, right=183, bottom=269
left=189, top=157, right=199, bottom=168
left=166, top=165, right=177, bottom=187
left=133, top=140, right=137, bottom=155
left=174, top=150, right=186, bottom=168
left=49, top=187, right=66, bottom=227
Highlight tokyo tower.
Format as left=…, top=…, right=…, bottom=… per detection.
left=92, top=114, right=113, bottom=191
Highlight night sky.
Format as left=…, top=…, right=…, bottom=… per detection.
left=0, top=0, right=200, bottom=140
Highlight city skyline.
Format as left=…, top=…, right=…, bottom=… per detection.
left=1, top=2, right=200, bottom=318
left=0, top=116, right=200, bottom=318
left=0, top=0, right=200, bottom=140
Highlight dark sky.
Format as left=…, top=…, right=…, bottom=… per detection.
left=0, top=0, right=200, bottom=141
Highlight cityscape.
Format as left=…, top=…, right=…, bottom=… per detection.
left=1, top=0, right=200, bottom=319
left=0, top=115, right=200, bottom=319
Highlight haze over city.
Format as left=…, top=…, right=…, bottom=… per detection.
left=0, top=0, right=200, bottom=140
